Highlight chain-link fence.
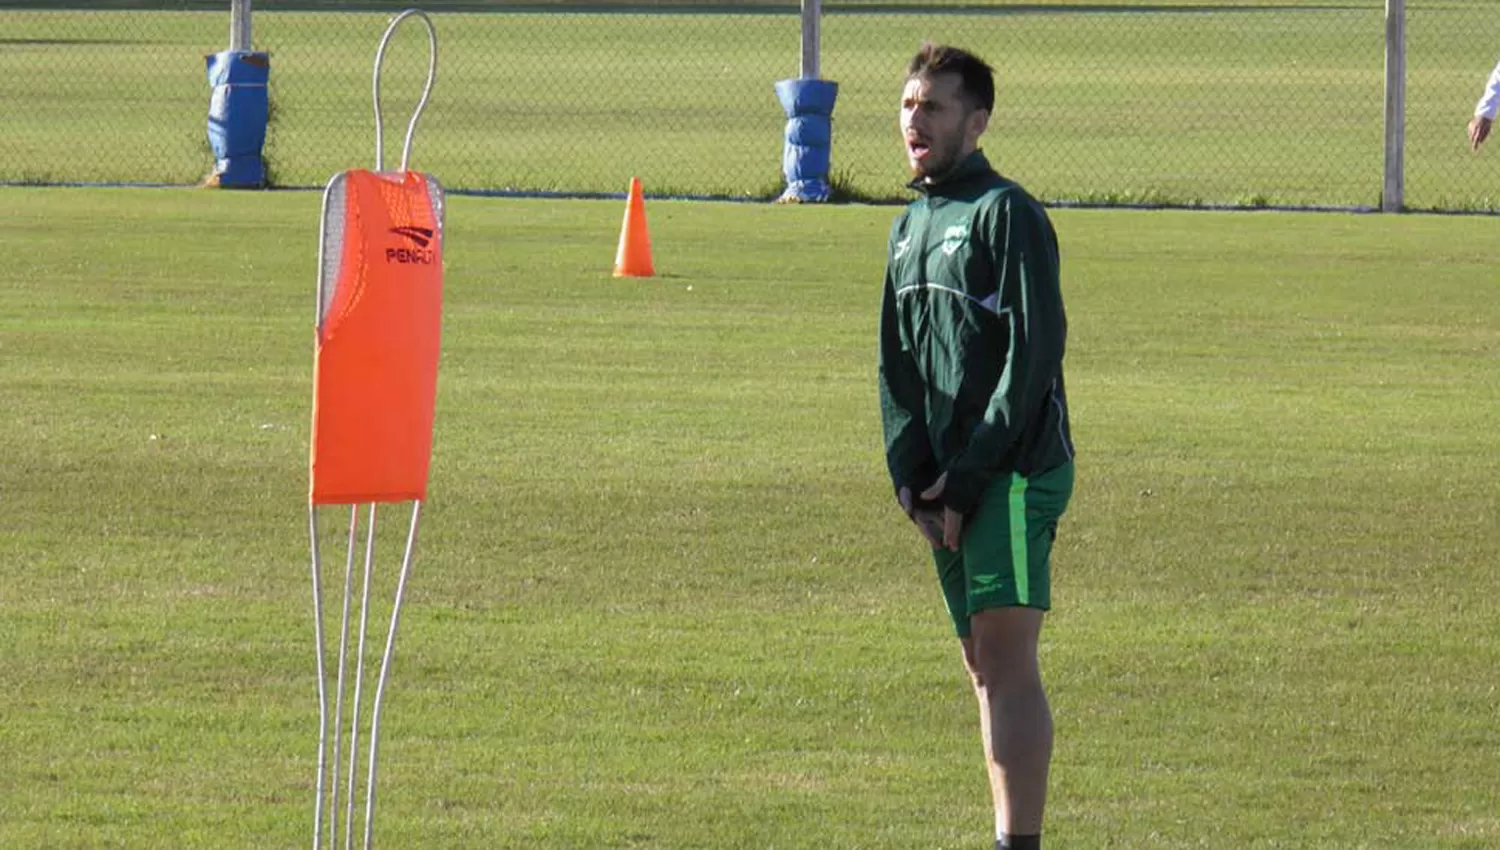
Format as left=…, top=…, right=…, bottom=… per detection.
left=2, top=0, right=1497, bottom=209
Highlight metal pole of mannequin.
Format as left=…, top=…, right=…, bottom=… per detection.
left=230, top=0, right=252, bottom=52
left=1382, top=0, right=1405, bottom=212
left=800, top=0, right=820, bottom=80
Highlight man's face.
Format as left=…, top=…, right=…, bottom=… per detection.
left=900, top=72, right=988, bottom=182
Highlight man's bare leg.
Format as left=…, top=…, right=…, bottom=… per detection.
left=961, top=606, right=1051, bottom=845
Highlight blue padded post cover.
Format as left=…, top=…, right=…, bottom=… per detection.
left=205, top=51, right=270, bottom=187
left=774, top=78, right=839, bottom=203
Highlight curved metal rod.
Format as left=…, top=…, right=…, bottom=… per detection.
left=326, top=505, right=360, bottom=849
left=372, top=9, right=438, bottom=173
left=343, top=503, right=377, bottom=850
left=362, top=500, right=423, bottom=850
left=308, top=506, right=328, bottom=850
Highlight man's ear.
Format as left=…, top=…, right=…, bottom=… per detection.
left=968, top=107, right=991, bottom=143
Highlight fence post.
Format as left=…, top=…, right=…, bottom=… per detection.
left=205, top=0, right=269, bottom=186
left=800, top=0, right=820, bottom=81
left=775, top=0, right=838, bottom=202
left=230, top=0, right=251, bottom=52
left=1382, top=0, right=1405, bottom=212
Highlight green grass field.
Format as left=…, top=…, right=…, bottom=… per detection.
left=3, top=1, right=1500, bottom=208
left=2, top=186, right=1499, bottom=848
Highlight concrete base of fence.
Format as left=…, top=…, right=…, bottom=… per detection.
left=205, top=51, right=270, bottom=188
left=775, top=78, right=838, bottom=203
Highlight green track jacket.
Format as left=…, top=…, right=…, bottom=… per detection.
left=878, top=151, right=1074, bottom=515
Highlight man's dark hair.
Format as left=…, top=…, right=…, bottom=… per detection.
left=906, top=43, right=995, bottom=113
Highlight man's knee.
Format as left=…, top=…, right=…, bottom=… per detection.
left=959, top=636, right=986, bottom=687
left=968, top=606, right=1044, bottom=689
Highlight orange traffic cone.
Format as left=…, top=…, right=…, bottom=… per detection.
left=613, top=177, right=655, bottom=278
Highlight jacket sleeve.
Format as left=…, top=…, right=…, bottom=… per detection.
left=1477, top=59, right=1500, bottom=119
left=939, top=193, right=1065, bottom=514
left=878, top=224, right=938, bottom=498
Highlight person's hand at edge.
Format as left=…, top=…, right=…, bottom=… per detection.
left=899, top=485, right=946, bottom=549
left=920, top=473, right=964, bottom=551
left=1470, top=116, right=1492, bottom=151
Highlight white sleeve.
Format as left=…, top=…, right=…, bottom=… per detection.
left=1476, top=60, right=1500, bottom=119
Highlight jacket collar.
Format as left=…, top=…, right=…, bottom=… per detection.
left=907, top=150, right=994, bottom=196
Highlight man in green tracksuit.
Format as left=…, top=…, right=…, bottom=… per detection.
left=878, top=44, right=1075, bottom=850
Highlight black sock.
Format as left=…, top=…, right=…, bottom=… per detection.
left=998, top=834, right=1040, bottom=850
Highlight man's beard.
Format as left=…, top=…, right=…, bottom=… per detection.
left=909, top=139, right=961, bottom=182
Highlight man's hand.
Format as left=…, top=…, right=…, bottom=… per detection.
left=920, top=473, right=964, bottom=551
left=1470, top=116, right=1492, bottom=152
left=898, top=485, right=946, bottom=549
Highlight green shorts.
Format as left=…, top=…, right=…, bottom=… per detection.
left=932, top=462, right=1074, bottom=638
